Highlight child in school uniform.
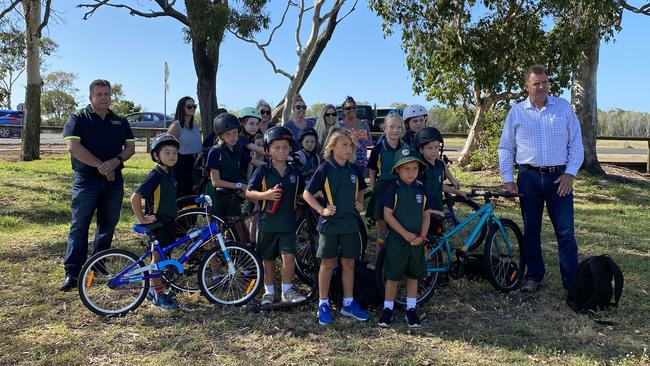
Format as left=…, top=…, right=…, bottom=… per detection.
left=246, top=126, right=307, bottom=305
left=414, top=127, right=466, bottom=216
left=130, top=134, right=181, bottom=311
left=367, top=112, right=406, bottom=260
left=378, top=148, right=431, bottom=328
left=303, top=127, right=370, bottom=325
left=295, top=127, right=322, bottom=181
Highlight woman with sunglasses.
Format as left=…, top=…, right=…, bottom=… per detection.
left=284, top=94, right=315, bottom=147
left=257, top=100, right=276, bottom=134
left=167, top=96, right=202, bottom=198
left=314, top=104, right=338, bottom=148
left=338, top=96, right=372, bottom=178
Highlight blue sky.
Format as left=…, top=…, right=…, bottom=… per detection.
left=9, top=1, right=650, bottom=114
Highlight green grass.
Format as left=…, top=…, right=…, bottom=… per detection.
left=0, top=155, right=649, bottom=365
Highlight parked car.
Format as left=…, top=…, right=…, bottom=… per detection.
left=0, top=109, right=24, bottom=138
left=336, top=104, right=375, bottom=130
left=372, top=107, right=403, bottom=132
left=125, top=112, right=174, bottom=137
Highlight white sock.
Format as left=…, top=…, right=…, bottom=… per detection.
left=265, top=284, right=274, bottom=295
left=406, top=297, right=416, bottom=310
left=383, top=300, right=394, bottom=310
left=281, top=283, right=292, bottom=293
left=319, top=298, right=329, bottom=307
left=343, top=297, right=353, bottom=307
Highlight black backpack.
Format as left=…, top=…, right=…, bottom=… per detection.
left=566, top=255, right=623, bottom=317
left=329, top=259, right=383, bottom=309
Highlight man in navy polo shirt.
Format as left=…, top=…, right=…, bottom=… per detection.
left=60, top=79, right=135, bottom=291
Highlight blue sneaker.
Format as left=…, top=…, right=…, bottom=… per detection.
left=317, top=303, right=334, bottom=325
left=340, top=301, right=369, bottom=321
left=151, top=293, right=179, bottom=311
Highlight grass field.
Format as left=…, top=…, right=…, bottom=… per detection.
left=0, top=154, right=648, bottom=366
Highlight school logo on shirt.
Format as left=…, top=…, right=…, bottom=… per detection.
left=350, top=175, right=357, bottom=184
left=401, top=148, right=411, bottom=156
left=289, top=175, right=296, bottom=184
left=416, top=194, right=423, bottom=204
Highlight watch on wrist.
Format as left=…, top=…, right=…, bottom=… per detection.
left=235, top=182, right=243, bottom=190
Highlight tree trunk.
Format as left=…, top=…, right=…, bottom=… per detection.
left=456, top=100, right=491, bottom=167
left=21, top=0, right=41, bottom=161
left=571, top=28, right=605, bottom=176
left=191, top=38, right=219, bottom=137
left=272, top=2, right=343, bottom=122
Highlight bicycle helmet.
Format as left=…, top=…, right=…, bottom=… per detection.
left=213, top=113, right=241, bottom=135
left=414, top=127, right=444, bottom=151
left=263, top=126, right=294, bottom=152
left=403, top=104, right=428, bottom=121
left=239, top=106, right=261, bottom=121
left=150, top=133, right=180, bottom=162
left=298, top=127, right=318, bottom=142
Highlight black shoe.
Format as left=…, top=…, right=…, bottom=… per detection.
left=405, top=308, right=421, bottom=328
left=378, top=307, right=393, bottom=327
left=59, top=275, right=77, bottom=292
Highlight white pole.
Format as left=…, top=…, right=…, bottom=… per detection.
left=164, top=62, right=169, bottom=124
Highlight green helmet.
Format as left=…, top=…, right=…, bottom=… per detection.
left=213, top=113, right=241, bottom=135
left=239, top=107, right=261, bottom=121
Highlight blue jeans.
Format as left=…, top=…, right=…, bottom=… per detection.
left=64, top=172, right=124, bottom=277
left=517, top=167, right=579, bottom=289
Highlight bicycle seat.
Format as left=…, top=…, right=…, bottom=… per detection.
left=133, top=221, right=164, bottom=234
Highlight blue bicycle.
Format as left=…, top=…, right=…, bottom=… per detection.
left=376, top=190, right=525, bottom=307
left=77, top=195, right=263, bottom=317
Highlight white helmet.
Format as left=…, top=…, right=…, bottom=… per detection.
left=403, top=104, right=427, bottom=121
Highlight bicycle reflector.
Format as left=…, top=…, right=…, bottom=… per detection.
left=246, top=279, right=257, bottom=294
left=86, top=271, right=95, bottom=288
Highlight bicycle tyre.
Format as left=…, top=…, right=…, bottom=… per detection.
left=166, top=208, right=238, bottom=293
left=483, top=218, right=525, bottom=292
left=294, top=217, right=319, bottom=285
left=198, top=243, right=263, bottom=305
left=78, top=249, right=149, bottom=317
left=374, top=242, right=442, bottom=307
left=445, top=196, right=486, bottom=252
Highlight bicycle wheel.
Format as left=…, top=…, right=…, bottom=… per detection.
left=166, top=209, right=236, bottom=293
left=294, top=217, right=319, bottom=285
left=445, top=196, right=486, bottom=251
left=198, top=243, right=263, bottom=305
left=483, top=218, right=525, bottom=292
left=78, top=249, right=149, bottom=317
left=374, top=242, right=443, bottom=307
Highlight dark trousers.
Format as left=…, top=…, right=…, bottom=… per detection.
left=517, top=167, right=579, bottom=289
left=174, top=153, right=196, bottom=199
left=64, top=172, right=124, bottom=277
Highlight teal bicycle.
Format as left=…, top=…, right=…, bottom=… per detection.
left=376, top=189, right=525, bottom=306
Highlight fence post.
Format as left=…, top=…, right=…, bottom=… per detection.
left=647, top=139, right=649, bottom=173
left=146, top=130, right=151, bottom=153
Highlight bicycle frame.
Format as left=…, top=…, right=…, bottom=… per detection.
left=107, top=220, right=235, bottom=288
left=424, top=201, right=510, bottom=274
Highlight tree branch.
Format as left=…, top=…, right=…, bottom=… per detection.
left=295, top=0, right=307, bottom=55
left=0, top=0, right=21, bottom=20
left=619, top=1, right=650, bottom=15
left=77, top=0, right=188, bottom=25
left=333, top=0, right=356, bottom=25
left=36, top=0, right=52, bottom=36
left=230, top=30, right=293, bottom=79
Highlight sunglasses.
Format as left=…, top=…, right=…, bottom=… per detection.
left=259, top=110, right=271, bottom=115
left=344, top=105, right=357, bottom=111
left=294, top=105, right=307, bottom=110
left=325, top=112, right=337, bottom=117
left=185, top=104, right=198, bottom=109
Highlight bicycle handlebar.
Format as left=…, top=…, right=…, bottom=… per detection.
left=195, top=194, right=213, bottom=207
left=466, top=189, right=523, bottom=199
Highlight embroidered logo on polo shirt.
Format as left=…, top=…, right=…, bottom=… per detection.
left=289, top=175, right=296, bottom=183
left=416, top=194, right=423, bottom=204
left=350, top=175, right=357, bottom=183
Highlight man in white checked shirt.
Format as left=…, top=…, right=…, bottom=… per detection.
left=498, top=64, right=584, bottom=293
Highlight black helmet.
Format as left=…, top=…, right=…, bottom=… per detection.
left=213, top=113, right=241, bottom=135
left=150, top=133, right=179, bottom=162
left=414, top=127, right=444, bottom=150
left=298, top=127, right=318, bottom=142
left=263, top=126, right=294, bottom=151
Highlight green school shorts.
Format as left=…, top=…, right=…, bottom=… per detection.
left=383, top=231, right=427, bottom=281
left=256, top=231, right=297, bottom=261
left=317, top=232, right=362, bottom=259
